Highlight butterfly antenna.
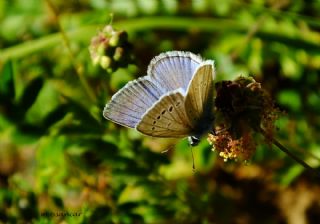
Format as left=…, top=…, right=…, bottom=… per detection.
left=190, top=146, right=196, bottom=172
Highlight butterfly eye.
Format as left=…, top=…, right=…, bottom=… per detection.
left=153, top=121, right=156, bottom=124
left=161, top=110, right=166, bottom=115
left=151, top=127, right=155, bottom=131
left=169, top=106, right=173, bottom=112
left=176, top=102, right=181, bottom=107
left=157, top=115, right=161, bottom=120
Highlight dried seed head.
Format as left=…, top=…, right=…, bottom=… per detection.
left=209, top=76, right=280, bottom=161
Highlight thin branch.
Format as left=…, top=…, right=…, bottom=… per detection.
left=259, top=128, right=320, bottom=178
left=45, top=0, right=97, bottom=103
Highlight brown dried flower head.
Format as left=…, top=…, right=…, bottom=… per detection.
left=208, top=77, right=279, bottom=162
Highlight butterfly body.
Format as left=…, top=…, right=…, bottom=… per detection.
left=103, top=51, right=215, bottom=146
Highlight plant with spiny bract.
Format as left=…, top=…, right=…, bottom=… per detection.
left=208, top=77, right=319, bottom=177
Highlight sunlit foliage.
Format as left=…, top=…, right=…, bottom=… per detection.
left=1, top=0, right=320, bottom=223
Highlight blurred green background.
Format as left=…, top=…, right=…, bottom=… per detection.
left=1, top=0, right=320, bottom=223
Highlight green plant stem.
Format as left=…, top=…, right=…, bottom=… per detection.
left=259, top=128, right=320, bottom=178
left=45, top=0, right=96, bottom=103
left=1, top=17, right=320, bottom=62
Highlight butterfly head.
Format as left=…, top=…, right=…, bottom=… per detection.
left=188, top=136, right=201, bottom=147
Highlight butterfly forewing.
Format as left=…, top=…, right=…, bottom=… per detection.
left=136, top=89, right=193, bottom=137
left=103, top=77, right=163, bottom=128
left=148, top=51, right=203, bottom=93
left=185, top=61, right=215, bottom=132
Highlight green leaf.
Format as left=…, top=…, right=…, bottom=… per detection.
left=277, top=89, right=301, bottom=112
left=56, top=99, right=103, bottom=135
left=42, top=104, right=69, bottom=127
left=18, top=77, right=44, bottom=115
left=0, top=60, right=15, bottom=100
left=278, top=165, right=304, bottom=186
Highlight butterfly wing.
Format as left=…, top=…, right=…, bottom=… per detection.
left=147, top=51, right=203, bottom=92
left=103, top=77, right=163, bottom=128
left=185, top=61, right=215, bottom=134
left=136, top=89, right=193, bottom=137
left=104, top=51, right=213, bottom=138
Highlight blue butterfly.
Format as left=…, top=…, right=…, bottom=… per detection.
left=103, top=51, right=215, bottom=146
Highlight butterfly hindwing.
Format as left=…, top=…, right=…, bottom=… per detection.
left=136, top=89, right=193, bottom=137
left=103, top=77, right=163, bottom=128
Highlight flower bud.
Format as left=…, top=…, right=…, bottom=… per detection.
left=113, top=47, right=124, bottom=61
left=89, top=24, right=133, bottom=72
left=109, top=34, right=119, bottom=47
left=100, top=56, right=112, bottom=69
